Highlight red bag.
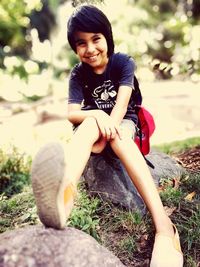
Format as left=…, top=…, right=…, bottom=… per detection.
left=134, top=106, right=155, bottom=155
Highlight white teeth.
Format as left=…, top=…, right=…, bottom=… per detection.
left=88, top=55, right=97, bottom=60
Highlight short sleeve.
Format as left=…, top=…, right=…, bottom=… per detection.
left=118, top=56, right=136, bottom=89
left=68, top=65, right=84, bottom=104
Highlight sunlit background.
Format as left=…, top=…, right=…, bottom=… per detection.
left=0, top=0, right=200, bottom=155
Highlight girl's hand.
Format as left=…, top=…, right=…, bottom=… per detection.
left=93, top=110, right=122, bottom=141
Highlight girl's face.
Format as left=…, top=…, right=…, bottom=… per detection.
left=74, top=31, right=109, bottom=74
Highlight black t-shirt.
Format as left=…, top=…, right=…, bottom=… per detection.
left=68, top=52, right=139, bottom=123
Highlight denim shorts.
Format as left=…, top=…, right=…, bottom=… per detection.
left=119, top=119, right=137, bottom=140
left=73, top=118, right=136, bottom=157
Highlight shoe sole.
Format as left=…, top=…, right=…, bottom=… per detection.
left=31, top=142, right=74, bottom=229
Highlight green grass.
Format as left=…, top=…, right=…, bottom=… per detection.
left=0, top=138, right=200, bottom=266
left=67, top=184, right=101, bottom=240
left=0, top=187, right=38, bottom=233
left=0, top=147, right=31, bottom=197
left=158, top=171, right=200, bottom=266
left=153, top=136, right=200, bottom=155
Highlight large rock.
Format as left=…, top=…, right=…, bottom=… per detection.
left=0, top=225, right=125, bottom=267
left=146, top=149, right=185, bottom=182
left=83, top=149, right=185, bottom=214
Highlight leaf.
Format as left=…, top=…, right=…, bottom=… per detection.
left=184, top=191, right=196, bottom=201
left=172, top=177, right=180, bottom=189
left=164, top=206, right=176, bottom=216
left=19, top=213, right=30, bottom=222
left=139, top=234, right=149, bottom=249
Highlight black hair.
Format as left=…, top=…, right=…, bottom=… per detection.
left=67, top=5, right=114, bottom=57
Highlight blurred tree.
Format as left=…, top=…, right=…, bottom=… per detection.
left=0, top=0, right=103, bottom=54
left=30, top=0, right=56, bottom=42
left=0, top=0, right=42, bottom=55
left=134, top=0, right=200, bottom=79
left=0, top=0, right=199, bottom=80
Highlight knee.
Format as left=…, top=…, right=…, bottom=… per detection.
left=109, top=135, right=120, bottom=149
left=80, top=117, right=100, bottom=135
left=110, top=134, right=133, bottom=152
left=82, top=116, right=97, bottom=128
left=110, top=126, right=133, bottom=146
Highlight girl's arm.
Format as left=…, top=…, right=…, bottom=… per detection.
left=67, top=85, right=132, bottom=153
left=68, top=103, right=121, bottom=140
left=68, top=85, right=133, bottom=139
left=91, top=85, right=133, bottom=153
left=67, top=103, right=98, bottom=125
left=110, top=85, right=133, bottom=124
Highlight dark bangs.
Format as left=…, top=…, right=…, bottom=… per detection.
left=67, top=5, right=114, bottom=57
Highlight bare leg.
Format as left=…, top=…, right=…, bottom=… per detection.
left=31, top=117, right=101, bottom=229
left=110, top=135, right=183, bottom=265
left=110, top=136, right=174, bottom=235
left=66, top=117, right=101, bottom=183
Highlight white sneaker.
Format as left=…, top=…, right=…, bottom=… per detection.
left=150, top=225, right=183, bottom=267
left=31, top=142, right=76, bottom=229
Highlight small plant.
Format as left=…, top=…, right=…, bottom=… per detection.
left=119, top=236, right=137, bottom=254
left=160, top=186, right=184, bottom=207
left=0, top=147, right=31, bottom=197
left=0, top=187, right=38, bottom=233
left=67, top=184, right=101, bottom=240
left=182, top=173, right=200, bottom=195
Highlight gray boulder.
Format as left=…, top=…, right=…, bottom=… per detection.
left=146, top=149, right=185, bottom=183
left=0, top=225, right=125, bottom=267
left=83, top=149, right=184, bottom=214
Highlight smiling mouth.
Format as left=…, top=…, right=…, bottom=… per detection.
left=85, top=54, right=99, bottom=61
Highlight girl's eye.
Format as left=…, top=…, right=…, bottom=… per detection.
left=93, top=37, right=101, bottom=42
left=76, top=41, right=86, bottom=47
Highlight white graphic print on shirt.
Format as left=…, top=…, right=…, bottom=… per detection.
left=92, top=80, right=117, bottom=109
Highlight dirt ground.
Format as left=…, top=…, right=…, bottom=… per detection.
left=176, top=145, right=200, bottom=173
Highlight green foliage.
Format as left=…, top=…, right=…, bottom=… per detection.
left=153, top=137, right=200, bottom=155
left=182, top=208, right=200, bottom=251
left=0, top=187, right=37, bottom=233
left=68, top=185, right=101, bottom=240
left=183, top=173, right=200, bottom=195
left=176, top=199, right=200, bottom=264
left=1, top=0, right=200, bottom=81
left=108, top=0, right=200, bottom=80
left=160, top=186, right=184, bottom=206
left=119, top=236, right=136, bottom=254
left=0, top=0, right=42, bottom=52
left=0, top=147, right=31, bottom=197
left=158, top=171, right=200, bottom=265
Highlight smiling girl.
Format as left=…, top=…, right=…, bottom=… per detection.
left=31, top=5, right=183, bottom=267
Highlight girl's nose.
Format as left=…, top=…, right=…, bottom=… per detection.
left=86, top=42, right=95, bottom=54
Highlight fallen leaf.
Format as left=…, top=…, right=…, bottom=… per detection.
left=164, top=206, right=176, bottom=216
left=184, top=191, right=196, bottom=201
left=172, top=177, right=180, bottom=189
left=158, top=186, right=165, bottom=193
left=140, top=234, right=149, bottom=249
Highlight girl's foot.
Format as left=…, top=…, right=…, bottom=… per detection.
left=31, top=142, right=76, bottom=229
left=150, top=225, right=183, bottom=267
